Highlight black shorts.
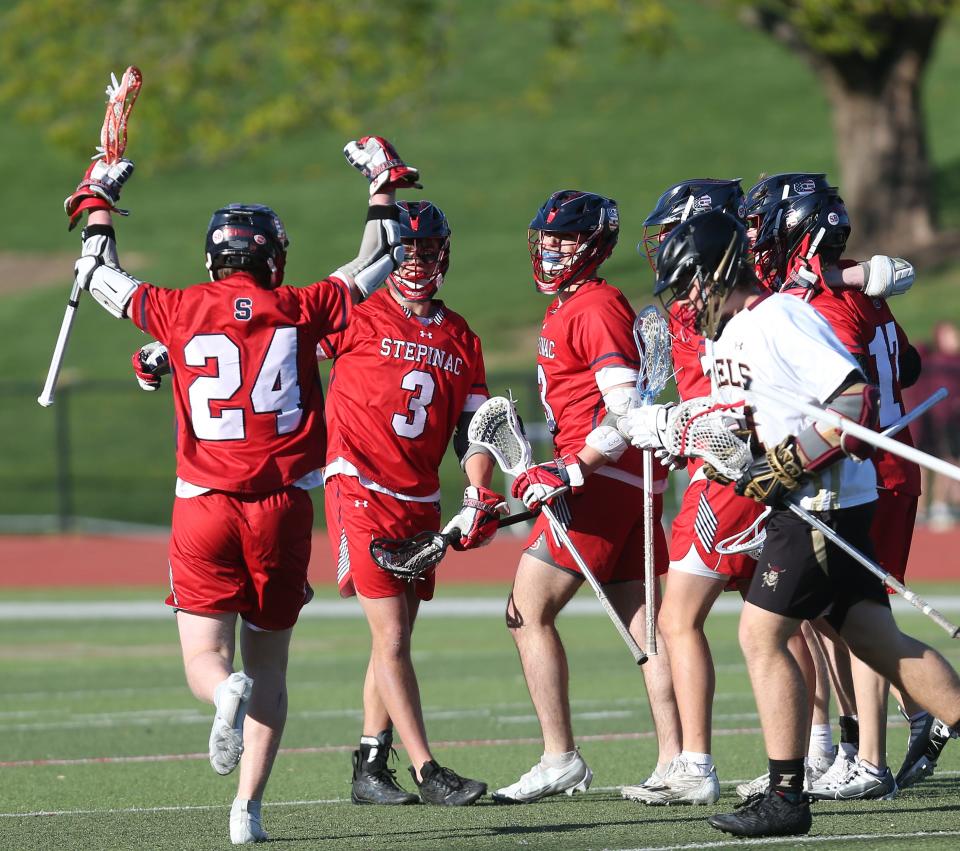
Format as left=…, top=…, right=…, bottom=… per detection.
left=745, top=502, right=889, bottom=629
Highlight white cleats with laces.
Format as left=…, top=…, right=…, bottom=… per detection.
left=807, top=750, right=856, bottom=799
left=735, top=771, right=769, bottom=801
left=230, top=797, right=269, bottom=844
left=805, top=752, right=835, bottom=788
left=210, top=672, right=254, bottom=776
left=492, top=749, right=592, bottom=803
left=621, top=764, right=667, bottom=801
left=625, top=755, right=720, bottom=805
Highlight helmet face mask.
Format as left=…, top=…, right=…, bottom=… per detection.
left=640, top=179, right=745, bottom=270
left=205, top=203, right=289, bottom=288
left=752, top=188, right=850, bottom=290
left=388, top=200, right=450, bottom=302
left=529, top=190, right=619, bottom=294
left=654, top=210, right=748, bottom=339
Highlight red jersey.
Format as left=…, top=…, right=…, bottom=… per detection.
left=536, top=279, right=666, bottom=488
left=803, top=286, right=921, bottom=495
left=130, top=271, right=350, bottom=493
left=668, top=304, right=711, bottom=401
left=318, top=290, right=488, bottom=499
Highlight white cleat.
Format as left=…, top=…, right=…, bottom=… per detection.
left=735, top=771, right=769, bottom=801
left=625, top=756, right=720, bottom=806
left=805, top=752, right=835, bottom=789
left=621, top=764, right=667, bottom=801
left=492, top=750, right=593, bottom=803
left=230, top=797, right=269, bottom=844
left=806, top=750, right=855, bottom=799
left=210, top=672, right=253, bottom=776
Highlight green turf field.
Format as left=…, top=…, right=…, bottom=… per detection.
left=2, top=584, right=959, bottom=850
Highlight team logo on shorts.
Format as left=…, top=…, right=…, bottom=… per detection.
left=761, top=565, right=784, bottom=590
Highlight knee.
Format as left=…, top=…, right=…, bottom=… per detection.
left=371, top=625, right=412, bottom=661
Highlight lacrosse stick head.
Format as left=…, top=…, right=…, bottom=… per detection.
left=369, top=531, right=448, bottom=580
left=715, top=507, right=771, bottom=560
left=664, top=397, right=753, bottom=481
left=633, top=305, right=673, bottom=404
left=101, top=67, right=142, bottom=164
left=467, top=396, right=532, bottom=477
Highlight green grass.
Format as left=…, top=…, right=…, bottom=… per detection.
left=2, top=0, right=960, bottom=526
left=1, top=583, right=960, bottom=849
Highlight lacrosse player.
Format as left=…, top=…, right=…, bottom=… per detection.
left=622, top=179, right=769, bottom=806
left=751, top=186, right=951, bottom=800
left=317, top=198, right=498, bottom=806
left=492, top=190, right=682, bottom=804
left=77, top=135, right=411, bottom=844
left=621, top=208, right=960, bottom=838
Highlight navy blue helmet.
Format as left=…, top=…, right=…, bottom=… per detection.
left=389, top=200, right=451, bottom=301
left=205, top=203, right=289, bottom=287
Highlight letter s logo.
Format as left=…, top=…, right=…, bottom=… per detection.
left=234, top=298, right=253, bottom=321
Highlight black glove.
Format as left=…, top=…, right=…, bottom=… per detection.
left=733, top=436, right=805, bottom=508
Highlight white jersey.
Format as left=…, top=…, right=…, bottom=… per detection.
left=707, top=293, right=877, bottom=511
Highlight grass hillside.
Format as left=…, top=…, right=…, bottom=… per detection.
left=2, top=1, right=959, bottom=526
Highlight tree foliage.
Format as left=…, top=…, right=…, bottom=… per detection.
left=0, top=0, right=448, bottom=166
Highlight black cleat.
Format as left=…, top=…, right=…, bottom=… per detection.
left=410, top=760, right=487, bottom=806
left=896, top=716, right=953, bottom=790
left=351, top=734, right=419, bottom=805
left=708, top=790, right=812, bottom=838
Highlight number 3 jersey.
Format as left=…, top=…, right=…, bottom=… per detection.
left=129, top=271, right=351, bottom=493
left=536, top=279, right=667, bottom=491
left=318, top=289, right=488, bottom=500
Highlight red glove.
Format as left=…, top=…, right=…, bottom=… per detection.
left=442, top=486, right=507, bottom=549
left=131, top=341, right=170, bottom=391
left=343, top=136, right=421, bottom=195
left=64, top=157, right=135, bottom=230
left=511, top=453, right=584, bottom=510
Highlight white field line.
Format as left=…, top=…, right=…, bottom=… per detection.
left=606, top=830, right=960, bottom=851
left=5, top=595, right=960, bottom=621
left=3, top=777, right=959, bottom=821
left=0, top=727, right=769, bottom=768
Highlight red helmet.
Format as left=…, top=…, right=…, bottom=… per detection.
left=387, top=200, right=451, bottom=301
left=528, top=190, right=619, bottom=294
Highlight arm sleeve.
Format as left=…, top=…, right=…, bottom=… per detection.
left=301, top=276, right=352, bottom=340
left=128, top=283, right=179, bottom=344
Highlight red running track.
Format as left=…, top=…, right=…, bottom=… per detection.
left=2, top=527, right=958, bottom=587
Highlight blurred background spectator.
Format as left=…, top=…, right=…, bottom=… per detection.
left=905, top=321, right=960, bottom=530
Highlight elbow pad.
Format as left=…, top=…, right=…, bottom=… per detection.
left=586, top=424, right=629, bottom=462
left=334, top=205, right=403, bottom=298
left=796, top=383, right=879, bottom=471
left=77, top=224, right=140, bottom=318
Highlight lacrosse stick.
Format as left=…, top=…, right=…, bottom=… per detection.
left=370, top=510, right=536, bottom=580
left=664, top=398, right=960, bottom=637
left=744, top=381, right=960, bottom=484
left=469, top=396, right=647, bottom=665
left=38, top=66, right=142, bottom=408
left=881, top=387, right=947, bottom=437
left=633, top=305, right=673, bottom=655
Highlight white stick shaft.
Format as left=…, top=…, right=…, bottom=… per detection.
left=642, top=450, right=657, bottom=655
left=541, top=503, right=647, bottom=665
left=788, top=502, right=960, bottom=638
left=881, top=388, right=947, bottom=437
left=38, top=282, right=82, bottom=407
left=747, top=383, right=960, bottom=483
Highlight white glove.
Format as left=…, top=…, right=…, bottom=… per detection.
left=343, top=136, right=421, bottom=196
left=864, top=254, right=915, bottom=298
left=617, top=403, right=674, bottom=451
left=132, top=341, right=170, bottom=391
left=441, top=485, right=508, bottom=549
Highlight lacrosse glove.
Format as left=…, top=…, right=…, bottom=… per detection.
left=132, top=341, right=170, bottom=391
left=343, top=136, right=421, bottom=195
left=729, top=436, right=805, bottom=508
left=442, top=485, right=508, bottom=549
left=65, top=156, right=135, bottom=230
left=511, top=453, right=584, bottom=510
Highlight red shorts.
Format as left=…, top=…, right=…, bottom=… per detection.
left=167, top=487, right=314, bottom=631
left=325, top=474, right=442, bottom=600
left=871, top=488, right=918, bottom=586
left=522, top=472, right=668, bottom=583
left=669, top=475, right=763, bottom=585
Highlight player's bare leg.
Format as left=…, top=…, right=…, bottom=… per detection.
left=839, top=601, right=960, bottom=728
left=608, top=578, right=681, bottom=763
left=357, top=591, right=432, bottom=774
left=850, top=657, right=889, bottom=770
left=505, top=554, right=582, bottom=753
left=801, top=622, right=836, bottom=785
left=177, top=611, right=236, bottom=702
left=236, top=623, right=292, bottom=801
left=493, top=553, right=593, bottom=803
left=738, top=604, right=808, bottom=760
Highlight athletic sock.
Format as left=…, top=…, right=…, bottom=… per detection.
left=680, top=750, right=714, bottom=775
left=808, top=723, right=834, bottom=758
left=856, top=757, right=885, bottom=776
left=768, top=758, right=806, bottom=799
left=839, top=715, right=859, bottom=757
left=541, top=749, right=577, bottom=769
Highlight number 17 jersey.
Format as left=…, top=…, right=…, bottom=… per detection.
left=319, top=289, right=488, bottom=499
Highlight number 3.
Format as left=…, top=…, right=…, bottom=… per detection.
left=392, top=369, right=436, bottom=438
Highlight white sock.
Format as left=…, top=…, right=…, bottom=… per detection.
left=680, top=750, right=714, bottom=775
left=856, top=757, right=884, bottom=776
left=808, top=723, right=834, bottom=758
left=541, top=750, right=577, bottom=769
